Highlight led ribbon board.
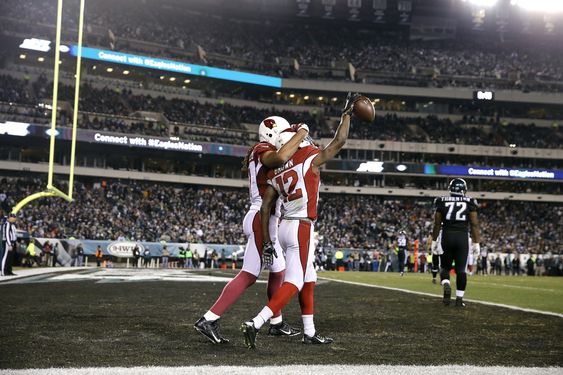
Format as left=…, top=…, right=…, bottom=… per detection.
left=323, top=160, right=563, bottom=181
left=437, top=165, right=562, bottom=180
left=70, top=46, right=282, bottom=88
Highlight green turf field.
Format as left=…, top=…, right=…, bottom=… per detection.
left=0, top=268, right=562, bottom=369
left=320, top=271, right=563, bottom=314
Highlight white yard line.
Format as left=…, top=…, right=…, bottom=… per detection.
left=0, top=365, right=560, bottom=375
left=319, top=277, right=563, bottom=319
left=0, top=266, right=88, bottom=282
left=468, top=279, right=559, bottom=292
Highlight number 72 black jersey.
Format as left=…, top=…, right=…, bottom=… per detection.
left=434, top=196, right=478, bottom=233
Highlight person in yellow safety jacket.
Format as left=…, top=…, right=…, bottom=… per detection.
left=178, top=247, right=186, bottom=268
left=335, top=250, right=344, bottom=270
left=185, top=248, right=193, bottom=269
left=26, top=240, right=40, bottom=267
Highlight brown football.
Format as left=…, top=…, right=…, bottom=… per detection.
left=353, top=96, right=375, bottom=122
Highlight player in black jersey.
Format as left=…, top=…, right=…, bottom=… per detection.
left=431, top=178, right=481, bottom=307
left=396, top=230, right=408, bottom=276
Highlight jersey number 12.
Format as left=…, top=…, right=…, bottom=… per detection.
left=275, top=170, right=303, bottom=202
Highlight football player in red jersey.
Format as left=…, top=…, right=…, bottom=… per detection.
left=241, top=93, right=361, bottom=348
left=194, top=116, right=309, bottom=344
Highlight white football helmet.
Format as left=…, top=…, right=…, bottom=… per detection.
left=276, top=130, right=312, bottom=150
left=258, top=116, right=291, bottom=146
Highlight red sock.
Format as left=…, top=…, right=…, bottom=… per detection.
left=299, top=282, right=315, bottom=315
left=266, top=282, right=298, bottom=315
left=267, top=271, right=284, bottom=318
left=210, top=271, right=257, bottom=316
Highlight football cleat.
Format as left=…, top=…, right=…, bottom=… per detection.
left=443, top=282, right=451, bottom=306
left=194, top=317, right=229, bottom=344
left=455, top=297, right=466, bottom=308
left=241, top=321, right=259, bottom=349
left=268, top=321, right=301, bottom=337
left=432, top=278, right=437, bottom=284
left=303, top=332, right=334, bottom=345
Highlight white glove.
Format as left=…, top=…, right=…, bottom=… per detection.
left=472, top=243, right=480, bottom=260
left=292, top=122, right=309, bottom=133
left=431, top=241, right=443, bottom=256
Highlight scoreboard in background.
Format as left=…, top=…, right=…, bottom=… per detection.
left=294, top=0, right=412, bottom=24
left=473, top=90, right=495, bottom=101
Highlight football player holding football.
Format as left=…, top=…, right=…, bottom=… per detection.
left=240, top=92, right=361, bottom=349
left=194, top=116, right=308, bottom=344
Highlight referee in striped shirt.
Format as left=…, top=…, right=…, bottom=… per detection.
left=1, top=213, right=18, bottom=276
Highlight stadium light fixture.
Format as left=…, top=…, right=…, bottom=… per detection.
left=331, top=97, right=338, bottom=101
left=38, top=57, right=45, bottom=62
left=122, top=70, right=129, bottom=75
left=512, top=0, right=563, bottom=13
left=106, top=67, right=113, bottom=72
left=289, top=94, right=295, bottom=98
left=463, top=0, right=498, bottom=7
left=184, top=79, right=190, bottom=83
left=304, top=95, right=309, bottom=100
left=275, top=91, right=281, bottom=95
left=160, top=75, right=165, bottom=80
left=318, top=96, right=324, bottom=100
left=169, top=77, right=176, bottom=81
left=19, top=54, right=26, bottom=59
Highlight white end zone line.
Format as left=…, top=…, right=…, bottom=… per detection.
left=319, top=277, right=563, bottom=319
left=0, top=365, right=561, bottom=375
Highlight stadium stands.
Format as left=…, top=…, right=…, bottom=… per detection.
left=3, top=0, right=563, bottom=92
left=0, top=75, right=561, bottom=148
left=0, top=177, right=560, bottom=255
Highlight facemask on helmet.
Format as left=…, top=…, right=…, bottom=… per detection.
left=258, top=116, right=291, bottom=146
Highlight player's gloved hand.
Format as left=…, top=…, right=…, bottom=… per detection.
left=292, top=122, right=309, bottom=134
left=431, top=241, right=443, bottom=256
left=472, top=243, right=480, bottom=260
left=342, top=92, right=362, bottom=116
left=262, top=241, right=278, bottom=267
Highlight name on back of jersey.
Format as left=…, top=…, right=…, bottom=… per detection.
left=273, top=159, right=294, bottom=176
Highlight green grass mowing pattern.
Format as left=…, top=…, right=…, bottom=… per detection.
left=1, top=271, right=562, bottom=368
left=320, top=271, right=563, bottom=314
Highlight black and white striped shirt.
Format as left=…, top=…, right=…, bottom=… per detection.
left=1, top=220, right=17, bottom=247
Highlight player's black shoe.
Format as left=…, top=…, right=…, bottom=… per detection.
left=455, top=297, right=466, bottom=308
left=432, top=278, right=437, bottom=284
left=194, top=317, right=229, bottom=344
left=443, top=282, right=451, bottom=306
left=302, top=332, right=334, bottom=345
left=268, top=321, right=301, bottom=337
left=241, top=321, right=258, bottom=349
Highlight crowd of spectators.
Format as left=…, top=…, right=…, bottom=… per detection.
left=4, top=0, right=563, bottom=92
left=1, top=177, right=560, bottom=255
left=1, top=75, right=561, bottom=148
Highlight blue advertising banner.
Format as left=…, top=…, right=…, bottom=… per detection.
left=70, top=46, right=282, bottom=88
left=436, top=165, right=562, bottom=181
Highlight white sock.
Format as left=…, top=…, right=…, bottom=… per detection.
left=270, top=315, right=283, bottom=325
left=302, top=314, right=315, bottom=337
left=441, top=279, right=451, bottom=286
left=203, top=311, right=220, bottom=322
left=456, top=290, right=465, bottom=298
left=252, top=306, right=273, bottom=330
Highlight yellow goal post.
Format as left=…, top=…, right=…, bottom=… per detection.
left=12, top=0, right=85, bottom=214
